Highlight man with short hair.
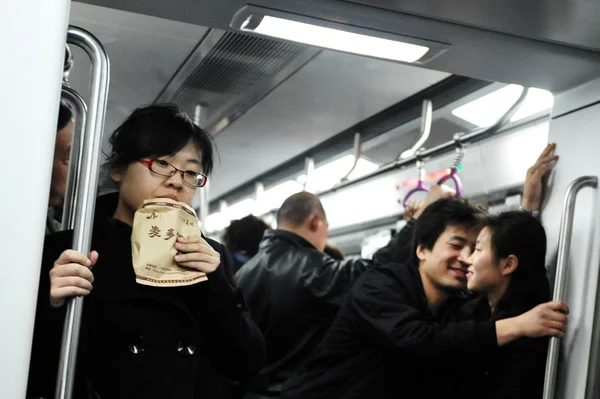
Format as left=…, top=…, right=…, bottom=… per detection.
left=46, top=102, right=74, bottom=234
left=281, top=197, right=568, bottom=399
left=235, top=191, right=377, bottom=398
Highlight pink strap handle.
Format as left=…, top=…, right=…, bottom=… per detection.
left=402, top=180, right=429, bottom=207
left=437, top=167, right=463, bottom=197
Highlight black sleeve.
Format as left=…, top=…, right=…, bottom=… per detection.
left=200, top=243, right=266, bottom=380
left=372, top=219, right=416, bottom=266
left=488, top=338, right=548, bottom=399
left=348, top=268, right=498, bottom=364
left=300, top=254, right=371, bottom=308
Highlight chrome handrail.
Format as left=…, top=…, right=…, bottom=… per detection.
left=543, top=175, right=598, bottom=399
left=55, top=26, right=110, bottom=399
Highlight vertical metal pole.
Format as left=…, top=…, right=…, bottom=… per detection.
left=55, top=26, right=110, bottom=399
left=543, top=176, right=598, bottom=399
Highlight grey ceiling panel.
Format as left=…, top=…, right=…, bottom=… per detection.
left=344, top=0, right=600, bottom=51
left=79, top=0, right=600, bottom=92
left=208, top=51, right=449, bottom=199
left=68, top=2, right=207, bottom=151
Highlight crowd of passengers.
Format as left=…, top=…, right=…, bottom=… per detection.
left=28, top=103, right=566, bottom=399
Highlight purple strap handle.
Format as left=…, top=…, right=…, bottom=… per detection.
left=437, top=167, right=463, bottom=197
left=403, top=180, right=429, bottom=207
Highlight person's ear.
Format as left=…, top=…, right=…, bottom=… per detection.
left=110, top=167, right=123, bottom=183
left=416, top=244, right=429, bottom=261
left=308, top=215, right=320, bottom=233
left=501, top=254, right=519, bottom=276
left=109, top=153, right=124, bottom=183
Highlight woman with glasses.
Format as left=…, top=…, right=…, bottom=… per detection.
left=28, top=104, right=266, bottom=399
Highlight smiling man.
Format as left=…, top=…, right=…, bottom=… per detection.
left=282, top=197, right=568, bottom=399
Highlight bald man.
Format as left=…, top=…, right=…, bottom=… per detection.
left=235, top=192, right=402, bottom=399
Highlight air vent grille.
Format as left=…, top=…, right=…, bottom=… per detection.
left=162, top=31, right=319, bottom=134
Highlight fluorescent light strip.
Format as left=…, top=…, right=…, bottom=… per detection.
left=451, top=85, right=554, bottom=127
left=297, top=155, right=379, bottom=192
left=242, top=15, right=429, bottom=63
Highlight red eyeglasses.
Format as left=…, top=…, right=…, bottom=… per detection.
left=139, top=159, right=208, bottom=187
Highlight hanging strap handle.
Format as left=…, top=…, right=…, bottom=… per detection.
left=403, top=151, right=429, bottom=207
left=437, top=168, right=463, bottom=197
left=55, top=26, right=110, bottom=399
left=437, top=137, right=465, bottom=197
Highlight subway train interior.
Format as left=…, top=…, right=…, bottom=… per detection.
left=3, top=0, right=600, bottom=398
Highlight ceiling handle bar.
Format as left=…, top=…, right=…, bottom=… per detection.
left=339, top=132, right=362, bottom=183
left=321, top=87, right=529, bottom=196
left=402, top=149, right=429, bottom=207
left=437, top=134, right=465, bottom=197
left=303, top=157, right=315, bottom=192
left=398, top=99, right=432, bottom=160
left=55, top=25, right=110, bottom=399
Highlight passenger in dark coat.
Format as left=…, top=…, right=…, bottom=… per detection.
left=281, top=198, right=568, bottom=399
left=223, top=215, right=270, bottom=276
left=235, top=192, right=372, bottom=398
left=27, top=104, right=266, bottom=399
left=235, top=187, right=467, bottom=398
left=460, top=212, right=551, bottom=399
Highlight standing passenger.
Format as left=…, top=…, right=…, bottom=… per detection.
left=281, top=197, right=568, bottom=399
left=234, top=192, right=371, bottom=398
left=223, top=215, right=270, bottom=275
left=457, top=143, right=560, bottom=399
left=461, top=211, right=551, bottom=398
left=28, top=104, right=266, bottom=399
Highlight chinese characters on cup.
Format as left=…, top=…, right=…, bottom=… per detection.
left=132, top=198, right=208, bottom=287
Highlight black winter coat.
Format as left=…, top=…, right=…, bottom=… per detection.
left=371, top=219, right=416, bottom=266
left=457, top=275, right=550, bottom=399
left=281, top=261, right=498, bottom=399
left=234, top=230, right=371, bottom=397
left=27, top=194, right=266, bottom=399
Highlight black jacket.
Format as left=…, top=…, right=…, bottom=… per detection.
left=27, top=194, right=266, bottom=399
left=372, top=219, right=416, bottom=266
left=457, top=275, right=550, bottom=399
left=281, top=261, right=498, bottom=399
left=233, top=230, right=371, bottom=397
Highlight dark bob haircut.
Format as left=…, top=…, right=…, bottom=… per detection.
left=223, top=215, right=270, bottom=257
left=483, top=211, right=548, bottom=287
left=108, top=104, right=214, bottom=175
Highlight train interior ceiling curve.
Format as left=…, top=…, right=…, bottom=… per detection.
left=67, top=1, right=600, bottom=256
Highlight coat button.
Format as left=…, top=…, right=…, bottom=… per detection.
left=128, top=336, right=147, bottom=355
left=177, top=341, right=196, bottom=357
